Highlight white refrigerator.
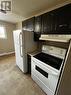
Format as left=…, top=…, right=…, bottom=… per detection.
left=13, top=30, right=37, bottom=73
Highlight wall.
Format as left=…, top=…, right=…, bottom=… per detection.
left=56, top=41, right=71, bottom=95
left=16, top=22, right=22, bottom=30
left=16, top=22, right=39, bottom=52
left=0, top=20, right=16, bottom=55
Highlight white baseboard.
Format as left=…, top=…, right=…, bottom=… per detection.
left=0, top=51, right=15, bottom=56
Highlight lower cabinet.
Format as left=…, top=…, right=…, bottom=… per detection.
left=27, top=54, right=31, bottom=74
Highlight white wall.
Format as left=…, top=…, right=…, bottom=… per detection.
left=0, top=20, right=16, bottom=54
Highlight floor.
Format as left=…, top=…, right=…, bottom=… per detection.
left=0, top=54, right=46, bottom=95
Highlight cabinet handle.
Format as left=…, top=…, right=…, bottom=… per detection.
left=59, top=24, right=67, bottom=27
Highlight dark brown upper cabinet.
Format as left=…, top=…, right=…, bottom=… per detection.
left=55, top=4, right=71, bottom=34
left=22, top=20, right=27, bottom=30
left=22, top=17, right=35, bottom=32
left=34, top=15, right=42, bottom=41
left=22, top=3, right=71, bottom=41
left=42, top=12, right=55, bottom=34
left=34, top=15, right=42, bottom=33
left=42, top=3, right=71, bottom=34
left=42, top=13, right=51, bottom=34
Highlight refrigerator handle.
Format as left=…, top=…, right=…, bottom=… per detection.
left=19, top=32, right=23, bottom=57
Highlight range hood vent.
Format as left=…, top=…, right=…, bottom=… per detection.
left=39, top=35, right=71, bottom=43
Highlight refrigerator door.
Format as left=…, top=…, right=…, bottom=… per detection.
left=13, top=30, right=27, bottom=73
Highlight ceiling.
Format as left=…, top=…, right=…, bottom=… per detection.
left=0, top=0, right=71, bottom=23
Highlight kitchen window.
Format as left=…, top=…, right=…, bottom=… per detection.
left=0, top=26, right=7, bottom=39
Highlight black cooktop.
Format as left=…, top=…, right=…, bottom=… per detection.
left=34, top=52, right=63, bottom=70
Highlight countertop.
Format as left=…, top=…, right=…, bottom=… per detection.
left=27, top=50, right=40, bottom=57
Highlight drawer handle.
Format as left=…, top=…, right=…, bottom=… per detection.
left=59, top=24, right=67, bottom=27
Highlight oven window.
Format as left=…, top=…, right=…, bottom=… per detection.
left=35, top=66, right=48, bottom=78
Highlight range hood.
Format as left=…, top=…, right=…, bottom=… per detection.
left=39, top=35, right=71, bottom=43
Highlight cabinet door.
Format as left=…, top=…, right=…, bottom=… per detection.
left=27, top=54, right=31, bottom=74
left=34, top=16, right=41, bottom=41
left=22, top=20, right=27, bottom=30
left=22, top=17, right=34, bottom=31
left=42, top=12, right=52, bottom=34
left=34, top=16, right=42, bottom=33
left=27, top=17, right=35, bottom=31
left=49, top=11, right=58, bottom=34
left=56, top=4, right=71, bottom=34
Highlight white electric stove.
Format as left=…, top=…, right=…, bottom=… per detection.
left=31, top=45, right=66, bottom=95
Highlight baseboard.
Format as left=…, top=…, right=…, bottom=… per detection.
left=0, top=51, right=15, bottom=56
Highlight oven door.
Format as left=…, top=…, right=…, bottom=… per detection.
left=31, top=57, right=59, bottom=94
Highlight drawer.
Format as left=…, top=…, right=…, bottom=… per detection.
left=32, top=74, right=54, bottom=95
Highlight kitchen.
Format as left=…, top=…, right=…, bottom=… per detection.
left=0, top=0, right=71, bottom=95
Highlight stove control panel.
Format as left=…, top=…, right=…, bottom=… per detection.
left=42, top=45, right=66, bottom=59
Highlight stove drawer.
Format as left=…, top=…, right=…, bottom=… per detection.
left=31, top=59, right=59, bottom=93
left=32, top=74, right=53, bottom=95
